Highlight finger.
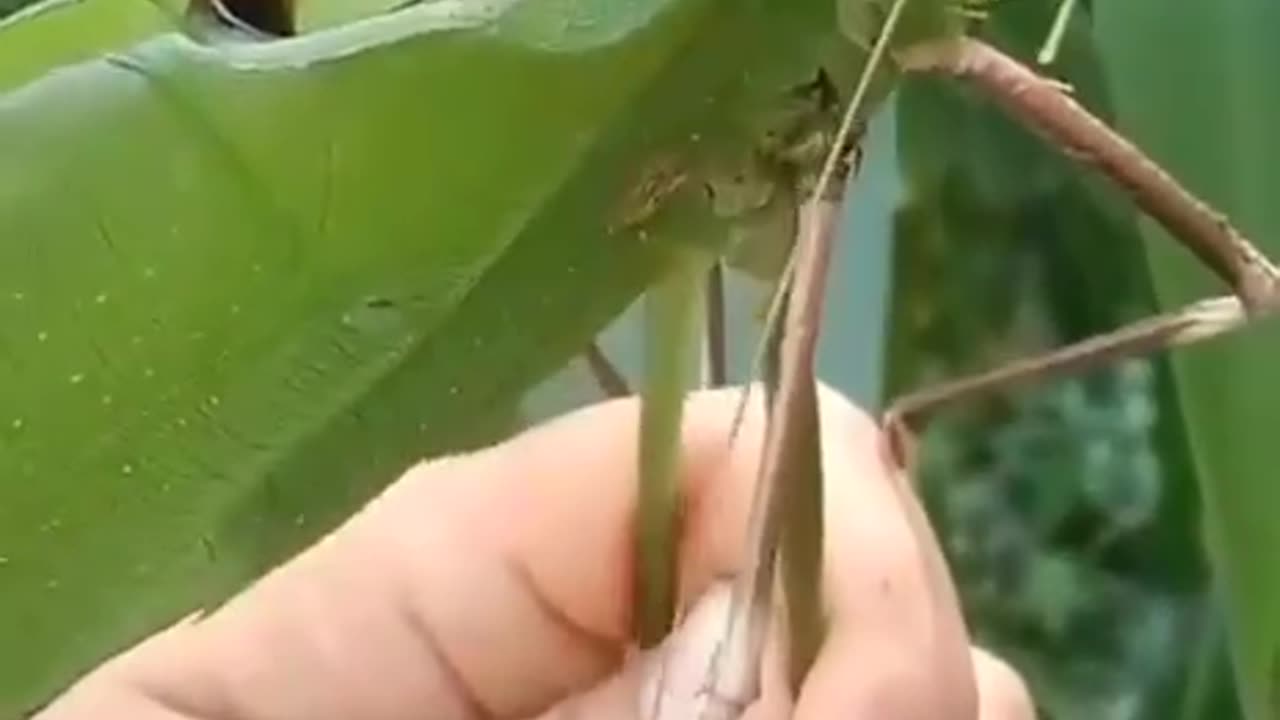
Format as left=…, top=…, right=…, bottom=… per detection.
left=971, top=647, right=1036, bottom=720
left=45, top=387, right=777, bottom=720
left=538, top=384, right=982, bottom=720
left=788, top=385, right=978, bottom=719
left=46, top=384, right=979, bottom=720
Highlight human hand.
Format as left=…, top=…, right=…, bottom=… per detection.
left=38, top=386, right=1034, bottom=719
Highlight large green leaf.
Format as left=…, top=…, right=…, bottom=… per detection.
left=1094, top=4, right=1280, bottom=718
left=0, top=0, right=841, bottom=711
left=299, top=0, right=404, bottom=32
left=0, top=0, right=183, bottom=90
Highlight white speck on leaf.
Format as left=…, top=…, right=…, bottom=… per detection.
left=94, top=293, right=108, bottom=304
left=36, top=331, right=48, bottom=342
left=69, top=373, right=85, bottom=385
left=122, top=464, right=133, bottom=475
left=10, top=418, right=22, bottom=430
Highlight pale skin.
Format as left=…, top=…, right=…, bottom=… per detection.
left=38, top=386, right=1035, bottom=720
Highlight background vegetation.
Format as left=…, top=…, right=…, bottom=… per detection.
left=2, top=0, right=1276, bottom=718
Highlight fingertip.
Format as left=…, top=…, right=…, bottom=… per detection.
left=971, top=647, right=1036, bottom=720
left=814, top=381, right=881, bottom=439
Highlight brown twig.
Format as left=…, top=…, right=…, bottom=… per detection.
left=777, top=199, right=837, bottom=691
left=897, top=36, right=1280, bottom=312
left=701, top=193, right=845, bottom=720
left=701, top=32, right=881, bottom=720
left=727, top=248, right=796, bottom=444
left=697, top=1, right=906, bottom=712
left=584, top=341, right=631, bottom=399
left=886, top=294, right=1251, bottom=430
left=705, top=261, right=729, bottom=388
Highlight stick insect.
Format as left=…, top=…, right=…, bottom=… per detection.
left=576, top=0, right=1280, bottom=717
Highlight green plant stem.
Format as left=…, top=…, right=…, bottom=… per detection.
left=636, top=247, right=709, bottom=647
left=1036, top=0, right=1077, bottom=65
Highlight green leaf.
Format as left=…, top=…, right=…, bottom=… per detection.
left=299, top=0, right=404, bottom=32
left=0, top=0, right=840, bottom=711
left=0, top=0, right=183, bottom=91
left=1095, top=4, right=1280, bottom=719
left=836, top=0, right=963, bottom=53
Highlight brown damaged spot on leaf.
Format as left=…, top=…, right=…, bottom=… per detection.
left=611, top=154, right=689, bottom=233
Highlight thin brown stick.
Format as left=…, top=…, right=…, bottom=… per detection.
left=727, top=248, right=796, bottom=443
left=705, top=261, right=729, bottom=388
left=583, top=341, right=631, bottom=399
left=886, top=294, right=1250, bottom=429
left=702, top=194, right=844, bottom=720
left=776, top=201, right=835, bottom=691
left=898, top=37, right=1280, bottom=312
left=697, top=1, right=906, bottom=711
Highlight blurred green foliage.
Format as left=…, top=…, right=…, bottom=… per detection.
left=1095, top=3, right=1280, bottom=717
left=887, top=1, right=1239, bottom=717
